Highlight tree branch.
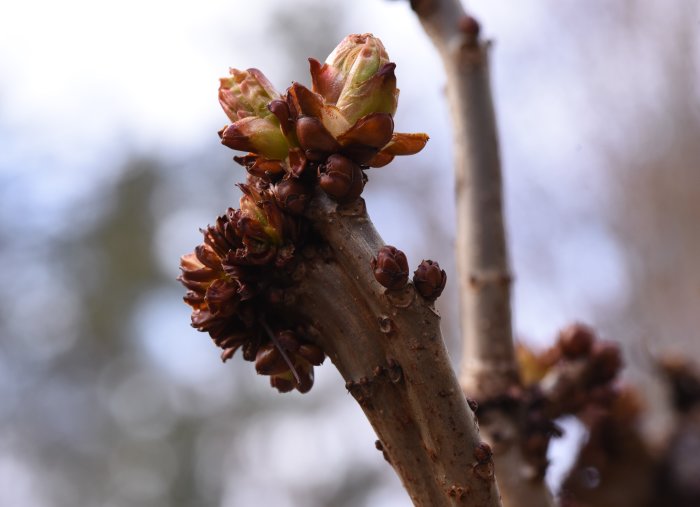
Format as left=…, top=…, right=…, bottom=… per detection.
left=412, top=0, right=517, bottom=399
left=291, top=192, right=502, bottom=507
left=411, top=2, right=553, bottom=506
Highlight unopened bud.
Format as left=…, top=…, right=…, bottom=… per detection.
left=318, top=154, right=364, bottom=203
left=558, top=323, right=594, bottom=360
left=371, top=245, right=409, bottom=290
left=270, top=373, right=296, bottom=393
left=273, top=177, right=311, bottom=215
left=310, top=33, right=390, bottom=105
left=275, top=330, right=301, bottom=353
left=234, top=154, right=285, bottom=180
left=413, top=260, right=446, bottom=301
left=255, top=343, right=289, bottom=376
left=473, top=442, right=493, bottom=463
left=295, top=116, right=340, bottom=160
left=219, top=68, right=280, bottom=122
left=589, top=342, right=622, bottom=384
left=220, top=117, right=289, bottom=160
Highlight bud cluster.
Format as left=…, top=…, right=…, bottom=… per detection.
left=218, top=33, right=428, bottom=205
left=179, top=183, right=323, bottom=392
left=480, top=324, right=625, bottom=479
left=180, top=34, right=429, bottom=393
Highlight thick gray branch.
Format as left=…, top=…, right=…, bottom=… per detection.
left=292, top=193, right=502, bottom=507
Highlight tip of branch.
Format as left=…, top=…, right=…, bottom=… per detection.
left=458, top=15, right=481, bottom=47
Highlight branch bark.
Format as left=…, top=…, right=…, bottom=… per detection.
left=411, top=1, right=553, bottom=506
left=412, top=0, right=517, bottom=399
left=291, top=192, right=502, bottom=507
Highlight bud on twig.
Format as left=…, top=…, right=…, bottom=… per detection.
left=558, top=323, right=594, bottom=360
left=273, top=177, right=312, bottom=215
left=219, top=68, right=280, bottom=121
left=318, top=154, right=365, bottom=203
left=219, top=118, right=289, bottom=160
left=413, top=260, right=446, bottom=301
left=589, top=342, right=622, bottom=384
left=295, top=116, right=342, bottom=161
left=371, top=246, right=409, bottom=290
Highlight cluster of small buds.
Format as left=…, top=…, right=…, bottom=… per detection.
left=371, top=246, right=447, bottom=301
left=218, top=33, right=428, bottom=205
left=561, top=358, right=700, bottom=507
left=178, top=186, right=324, bottom=392
left=480, top=324, right=625, bottom=479
left=254, top=330, right=325, bottom=393
left=179, top=34, right=429, bottom=394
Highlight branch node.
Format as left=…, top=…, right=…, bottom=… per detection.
left=473, top=442, right=496, bottom=481
left=378, top=314, right=395, bottom=334
left=375, top=439, right=392, bottom=463
left=468, top=269, right=513, bottom=289
left=458, top=14, right=481, bottom=47
left=387, top=358, right=404, bottom=384
left=346, top=377, right=375, bottom=408
left=385, top=284, right=416, bottom=308
left=337, top=198, right=367, bottom=218
left=448, top=484, right=470, bottom=500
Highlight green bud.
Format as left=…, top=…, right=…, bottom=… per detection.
left=310, top=34, right=398, bottom=125
left=219, top=68, right=280, bottom=122
left=219, top=116, right=289, bottom=160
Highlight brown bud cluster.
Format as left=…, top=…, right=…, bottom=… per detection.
left=255, top=330, right=325, bottom=393
left=413, top=259, right=446, bottom=301
left=178, top=184, right=325, bottom=393
left=180, top=35, right=431, bottom=394
left=371, top=245, right=409, bottom=290
left=504, top=324, right=626, bottom=479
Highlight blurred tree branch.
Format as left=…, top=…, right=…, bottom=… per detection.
left=411, top=1, right=553, bottom=506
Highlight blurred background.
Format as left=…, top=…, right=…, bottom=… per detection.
left=0, top=0, right=698, bottom=505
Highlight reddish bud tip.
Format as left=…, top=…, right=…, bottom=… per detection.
left=412, top=260, right=446, bottom=301
left=371, top=245, right=409, bottom=290
left=558, top=323, right=595, bottom=360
